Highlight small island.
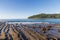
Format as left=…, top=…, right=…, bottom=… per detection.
left=28, top=13, right=60, bottom=19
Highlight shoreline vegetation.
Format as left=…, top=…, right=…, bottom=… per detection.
left=28, top=13, right=60, bottom=19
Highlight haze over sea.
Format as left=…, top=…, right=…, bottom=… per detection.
left=0, top=19, right=60, bottom=24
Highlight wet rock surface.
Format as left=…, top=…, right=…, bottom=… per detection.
left=0, top=22, right=60, bottom=40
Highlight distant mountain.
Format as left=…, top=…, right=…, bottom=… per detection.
left=28, top=13, right=60, bottom=19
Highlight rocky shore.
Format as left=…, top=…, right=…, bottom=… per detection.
left=0, top=22, right=60, bottom=40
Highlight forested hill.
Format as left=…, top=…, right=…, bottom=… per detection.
left=28, top=14, right=60, bottom=19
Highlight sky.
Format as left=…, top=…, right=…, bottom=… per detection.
left=0, top=0, right=60, bottom=19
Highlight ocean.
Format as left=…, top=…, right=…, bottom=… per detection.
left=0, top=19, right=60, bottom=24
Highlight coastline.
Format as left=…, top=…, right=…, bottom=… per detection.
left=0, top=22, right=60, bottom=40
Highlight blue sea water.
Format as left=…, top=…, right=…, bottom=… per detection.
left=0, top=19, right=60, bottom=24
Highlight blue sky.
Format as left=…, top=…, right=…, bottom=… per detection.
left=0, top=0, right=60, bottom=19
